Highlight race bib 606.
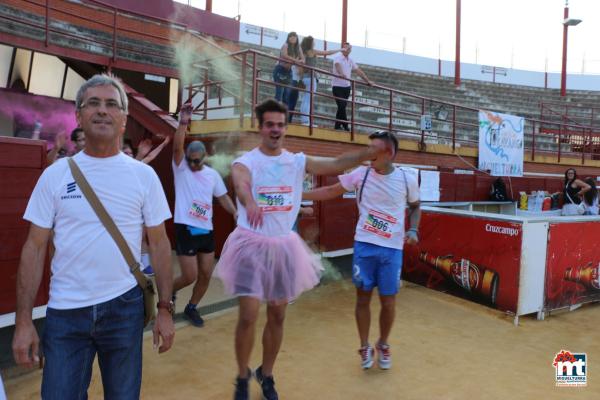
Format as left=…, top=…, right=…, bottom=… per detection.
left=362, top=210, right=397, bottom=239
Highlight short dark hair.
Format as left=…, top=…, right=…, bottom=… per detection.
left=255, top=99, right=288, bottom=126
left=369, top=131, right=398, bottom=155
left=70, top=127, right=84, bottom=142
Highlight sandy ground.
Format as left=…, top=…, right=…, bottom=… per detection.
left=4, top=279, right=599, bottom=400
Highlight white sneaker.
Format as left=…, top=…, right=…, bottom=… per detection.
left=358, top=345, right=374, bottom=369
left=376, top=342, right=391, bottom=370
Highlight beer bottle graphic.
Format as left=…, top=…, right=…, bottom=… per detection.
left=419, top=251, right=499, bottom=305
left=564, top=262, right=600, bottom=291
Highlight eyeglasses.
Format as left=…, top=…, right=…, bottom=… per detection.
left=80, top=98, right=124, bottom=112
left=186, top=157, right=203, bottom=165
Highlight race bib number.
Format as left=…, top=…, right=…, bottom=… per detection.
left=189, top=200, right=211, bottom=221
left=257, top=186, right=293, bottom=212
left=362, top=210, right=397, bottom=239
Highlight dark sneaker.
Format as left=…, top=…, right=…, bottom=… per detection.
left=234, top=375, right=249, bottom=400
left=255, top=366, right=278, bottom=400
left=184, top=304, right=204, bottom=327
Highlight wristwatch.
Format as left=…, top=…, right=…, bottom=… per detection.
left=157, top=300, right=174, bottom=314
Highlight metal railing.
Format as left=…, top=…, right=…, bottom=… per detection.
left=540, top=101, right=600, bottom=131
left=0, top=0, right=185, bottom=65
left=4, top=2, right=600, bottom=164
left=187, top=48, right=600, bottom=165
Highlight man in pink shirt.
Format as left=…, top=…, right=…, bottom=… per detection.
left=331, top=43, right=373, bottom=131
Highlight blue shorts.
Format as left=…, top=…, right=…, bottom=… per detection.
left=352, top=241, right=403, bottom=296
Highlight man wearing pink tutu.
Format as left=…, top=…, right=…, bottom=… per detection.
left=217, top=99, right=382, bottom=400
left=303, top=131, right=420, bottom=371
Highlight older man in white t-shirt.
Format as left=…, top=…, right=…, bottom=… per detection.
left=12, top=74, right=175, bottom=399
left=171, top=105, right=237, bottom=327
left=304, top=130, right=420, bottom=371
left=331, top=43, right=373, bottom=131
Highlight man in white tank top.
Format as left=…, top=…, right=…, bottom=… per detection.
left=303, top=131, right=421, bottom=371
left=224, top=99, right=385, bottom=400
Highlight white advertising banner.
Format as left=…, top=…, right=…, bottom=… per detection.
left=478, top=110, right=524, bottom=177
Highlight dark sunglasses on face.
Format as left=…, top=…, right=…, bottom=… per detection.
left=187, top=157, right=203, bottom=165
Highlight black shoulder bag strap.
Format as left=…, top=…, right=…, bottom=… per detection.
left=358, top=167, right=371, bottom=204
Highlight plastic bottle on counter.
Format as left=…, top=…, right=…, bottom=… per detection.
left=542, top=196, right=551, bottom=211
left=536, top=191, right=545, bottom=212
left=519, top=192, right=528, bottom=210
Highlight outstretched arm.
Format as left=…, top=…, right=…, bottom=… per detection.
left=305, top=147, right=378, bottom=176
left=303, top=182, right=347, bottom=201
left=314, top=48, right=343, bottom=57
left=173, top=104, right=192, bottom=166
left=355, top=67, right=373, bottom=86
left=142, top=136, right=171, bottom=165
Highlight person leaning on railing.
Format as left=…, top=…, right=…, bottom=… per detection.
left=272, top=32, right=304, bottom=104
left=331, top=43, right=373, bottom=131
left=298, top=36, right=344, bottom=126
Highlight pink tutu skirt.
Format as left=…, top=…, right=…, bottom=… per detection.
left=215, top=227, right=323, bottom=304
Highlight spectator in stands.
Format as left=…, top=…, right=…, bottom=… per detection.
left=581, top=177, right=598, bottom=215
left=272, top=32, right=304, bottom=104
left=123, top=136, right=171, bottom=164
left=46, top=130, right=68, bottom=165
left=561, top=168, right=591, bottom=215
left=47, top=128, right=86, bottom=165
left=331, top=43, right=373, bottom=131
left=298, top=36, right=344, bottom=126
left=71, top=127, right=86, bottom=153
left=122, top=136, right=172, bottom=277
left=12, top=74, right=175, bottom=398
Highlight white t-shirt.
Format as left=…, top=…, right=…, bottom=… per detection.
left=23, top=151, right=171, bottom=309
left=234, top=148, right=305, bottom=237
left=331, top=54, right=358, bottom=88
left=173, top=161, right=228, bottom=230
left=339, top=166, right=419, bottom=249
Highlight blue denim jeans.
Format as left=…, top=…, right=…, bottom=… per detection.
left=273, top=64, right=291, bottom=103
left=41, top=285, right=144, bottom=400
